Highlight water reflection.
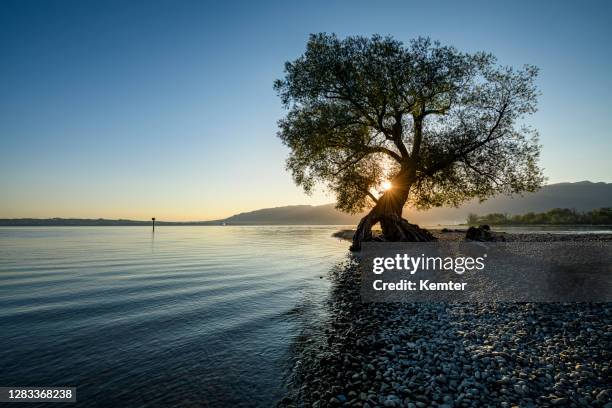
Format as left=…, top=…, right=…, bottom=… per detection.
left=0, top=226, right=350, bottom=407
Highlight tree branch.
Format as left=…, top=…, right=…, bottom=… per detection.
left=365, top=146, right=403, bottom=162
left=391, top=113, right=410, bottom=159
left=462, top=158, right=503, bottom=187
left=366, top=190, right=379, bottom=203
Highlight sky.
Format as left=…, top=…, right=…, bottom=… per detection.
left=1, top=0, right=611, bottom=220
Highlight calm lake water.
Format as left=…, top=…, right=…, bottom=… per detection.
left=1, top=225, right=610, bottom=407
left=0, top=226, right=350, bottom=407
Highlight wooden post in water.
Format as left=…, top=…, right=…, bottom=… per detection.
left=152, top=217, right=156, bottom=232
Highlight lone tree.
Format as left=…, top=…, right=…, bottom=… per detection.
left=275, top=34, right=544, bottom=251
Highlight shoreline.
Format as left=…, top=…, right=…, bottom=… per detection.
left=281, top=231, right=611, bottom=407
left=333, top=229, right=612, bottom=242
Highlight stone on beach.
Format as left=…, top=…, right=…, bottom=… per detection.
left=280, top=231, right=612, bottom=407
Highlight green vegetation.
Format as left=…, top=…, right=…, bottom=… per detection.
left=275, top=34, right=543, bottom=250
left=466, top=208, right=612, bottom=226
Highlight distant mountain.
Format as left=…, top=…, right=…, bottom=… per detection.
left=0, top=218, right=213, bottom=226
left=1, top=182, right=609, bottom=227
left=407, top=181, right=612, bottom=225
left=218, top=181, right=612, bottom=225
left=220, top=181, right=612, bottom=226
left=0, top=218, right=151, bottom=226
left=221, top=204, right=360, bottom=225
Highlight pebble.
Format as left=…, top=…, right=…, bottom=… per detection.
left=278, top=239, right=611, bottom=408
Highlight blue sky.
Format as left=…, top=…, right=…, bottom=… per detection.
left=1, top=0, right=610, bottom=220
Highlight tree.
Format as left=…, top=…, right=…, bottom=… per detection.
left=275, top=34, right=545, bottom=251
left=466, top=213, right=480, bottom=225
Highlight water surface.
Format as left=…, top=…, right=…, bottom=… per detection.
left=0, top=226, right=350, bottom=407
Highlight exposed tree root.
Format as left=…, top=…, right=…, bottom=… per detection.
left=350, top=212, right=435, bottom=251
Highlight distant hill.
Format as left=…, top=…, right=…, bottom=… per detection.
left=220, top=181, right=612, bottom=226
left=408, top=181, right=612, bottom=225
left=1, top=181, right=610, bottom=226
left=0, top=218, right=214, bottom=226
left=221, top=204, right=360, bottom=225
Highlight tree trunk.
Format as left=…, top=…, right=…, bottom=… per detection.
left=350, top=182, right=435, bottom=251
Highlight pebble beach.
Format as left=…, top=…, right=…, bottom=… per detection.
left=281, top=231, right=612, bottom=408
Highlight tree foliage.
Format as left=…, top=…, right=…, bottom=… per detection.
left=275, top=33, right=545, bottom=215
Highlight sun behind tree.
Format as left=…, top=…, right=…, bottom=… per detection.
left=275, top=34, right=544, bottom=251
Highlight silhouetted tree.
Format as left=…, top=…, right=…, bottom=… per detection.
left=466, top=213, right=480, bottom=225
left=275, top=34, right=544, bottom=250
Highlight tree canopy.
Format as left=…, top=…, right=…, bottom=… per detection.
left=275, top=34, right=545, bottom=216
